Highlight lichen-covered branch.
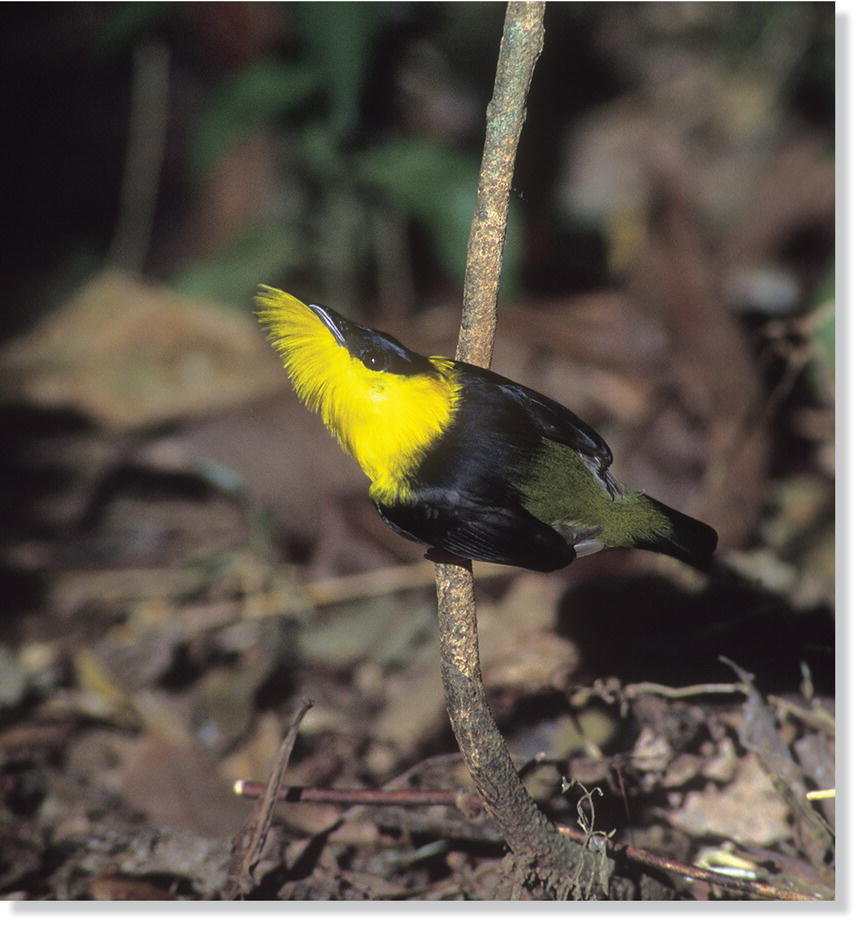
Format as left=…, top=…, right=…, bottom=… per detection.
left=456, top=2, right=540, bottom=368
left=434, top=1, right=609, bottom=896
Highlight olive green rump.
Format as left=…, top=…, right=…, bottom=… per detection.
left=518, top=439, right=673, bottom=549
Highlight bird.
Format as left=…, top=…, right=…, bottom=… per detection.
left=256, top=287, right=718, bottom=572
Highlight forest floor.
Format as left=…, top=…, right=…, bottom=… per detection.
left=0, top=269, right=834, bottom=901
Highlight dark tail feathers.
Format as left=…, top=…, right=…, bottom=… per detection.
left=637, top=497, right=718, bottom=569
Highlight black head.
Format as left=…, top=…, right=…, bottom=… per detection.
left=309, top=303, right=437, bottom=376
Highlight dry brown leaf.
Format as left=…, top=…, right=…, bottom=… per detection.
left=110, top=733, right=249, bottom=836
left=0, top=271, right=285, bottom=430
left=668, top=752, right=792, bottom=846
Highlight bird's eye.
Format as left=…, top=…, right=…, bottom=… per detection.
left=361, top=350, right=385, bottom=371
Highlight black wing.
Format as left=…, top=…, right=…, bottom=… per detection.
left=377, top=490, right=574, bottom=573
left=452, top=364, right=619, bottom=495
left=497, top=380, right=612, bottom=466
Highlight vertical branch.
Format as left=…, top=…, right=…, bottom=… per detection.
left=456, top=1, right=540, bottom=368
left=434, top=1, right=608, bottom=894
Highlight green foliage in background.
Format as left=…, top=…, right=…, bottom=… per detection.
left=190, top=58, right=321, bottom=176
left=356, top=138, right=501, bottom=291
left=171, top=224, right=304, bottom=308
left=293, top=2, right=392, bottom=141
left=105, top=2, right=519, bottom=310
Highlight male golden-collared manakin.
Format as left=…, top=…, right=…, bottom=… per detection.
left=257, top=287, right=718, bottom=572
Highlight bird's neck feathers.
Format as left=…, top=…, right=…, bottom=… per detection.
left=324, top=355, right=459, bottom=503
left=259, top=292, right=458, bottom=503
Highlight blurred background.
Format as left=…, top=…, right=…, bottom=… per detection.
left=0, top=2, right=835, bottom=900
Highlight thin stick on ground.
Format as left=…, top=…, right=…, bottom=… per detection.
left=232, top=781, right=478, bottom=810
left=223, top=697, right=314, bottom=899
left=228, top=780, right=823, bottom=899
left=433, top=0, right=609, bottom=896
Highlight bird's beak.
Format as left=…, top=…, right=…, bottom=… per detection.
left=308, top=303, right=348, bottom=348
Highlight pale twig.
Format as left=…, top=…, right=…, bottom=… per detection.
left=232, top=780, right=481, bottom=812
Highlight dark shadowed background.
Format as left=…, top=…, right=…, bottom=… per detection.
left=0, top=2, right=834, bottom=900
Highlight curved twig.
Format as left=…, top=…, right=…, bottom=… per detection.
left=433, top=1, right=608, bottom=897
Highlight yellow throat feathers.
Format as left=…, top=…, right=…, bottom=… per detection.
left=257, top=288, right=459, bottom=504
